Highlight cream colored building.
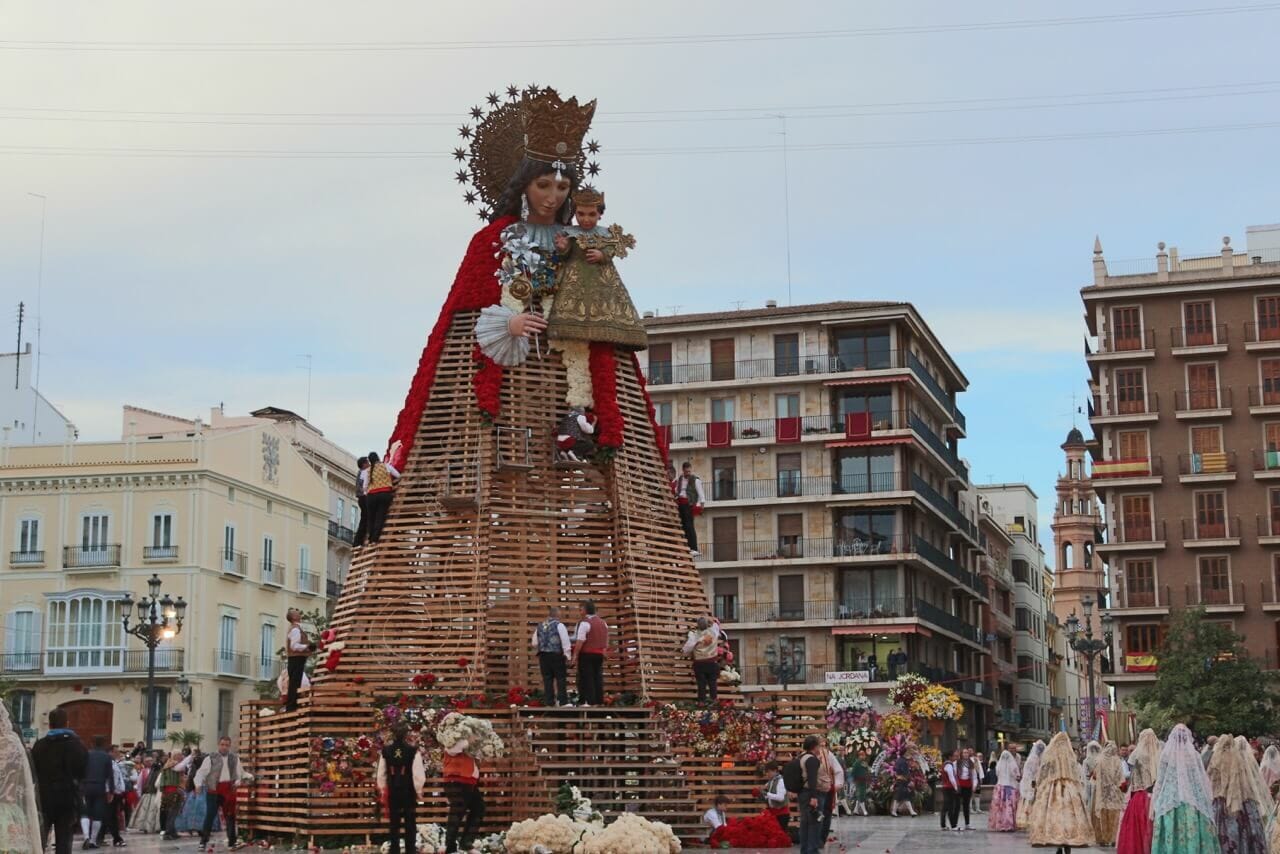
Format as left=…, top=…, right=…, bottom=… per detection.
left=0, top=410, right=331, bottom=747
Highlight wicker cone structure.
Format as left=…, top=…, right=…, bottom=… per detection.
left=239, top=301, right=790, bottom=843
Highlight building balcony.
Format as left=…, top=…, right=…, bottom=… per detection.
left=747, top=662, right=839, bottom=688
left=1254, top=449, right=1280, bottom=480
left=1096, top=519, right=1167, bottom=552
left=1177, top=451, right=1236, bottom=483
left=63, top=545, right=121, bottom=570
left=1248, top=386, right=1280, bottom=416
left=1244, top=321, right=1280, bottom=351
left=256, top=657, right=283, bottom=682
left=910, top=473, right=980, bottom=543
left=9, top=550, right=44, bottom=568
left=667, top=414, right=842, bottom=447
left=299, top=570, right=321, bottom=595
left=326, top=578, right=342, bottom=598
left=995, top=708, right=1022, bottom=727
left=646, top=355, right=847, bottom=386
left=142, top=545, right=180, bottom=562
left=1050, top=695, right=1067, bottom=709
left=219, top=548, right=248, bottom=577
left=716, top=595, right=983, bottom=646
left=1174, top=388, right=1232, bottom=419
left=1113, top=584, right=1171, bottom=616
left=328, top=519, right=355, bottom=545
left=1180, top=516, right=1241, bottom=548
left=1091, top=455, right=1163, bottom=487
left=1, top=648, right=185, bottom=677
left=1184, top=581, right=1246, bottom=613
left=1088, top=328, right=1156, bottom=361
left=907, top=412, right=968, bottom=483
left=260, top=559, right=285, bottom=586
left=1169, top=323, right=1229, bottom=355
left=212, top=649, right=251, bottom=678
left=912, top=535, right=984, bottom=593
left=1259, top=515, right=1280, bottom=545
left=697, top=535, right=898, bottom=565
left=1089, top=392, right=1159, bottom=424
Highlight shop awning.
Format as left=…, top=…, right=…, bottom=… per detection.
left=825, top=375, right=911, bottom=387
left=825, top=436, right=913, bottom=450
left=832, top=624, right=931, bottom=637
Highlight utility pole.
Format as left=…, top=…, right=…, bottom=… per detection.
left=28, top=193, right=46, bottom=443
left=776, top=115, right=793, bottom=306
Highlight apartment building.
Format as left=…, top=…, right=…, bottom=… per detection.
left=639, top=300, right=991, bottom=738
left=977, top=484, right=1052, bottom=742
left=1085, top=226, right=1280, bottom=709
left=0, top=409, right=331, bottom=746
left=1, top=343, right=74, bottom=446
left=978, top=509, right=1018, bottom=747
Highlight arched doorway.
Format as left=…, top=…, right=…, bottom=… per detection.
left=60, top=699, right=113, bottom=748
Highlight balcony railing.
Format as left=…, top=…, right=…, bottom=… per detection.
left=1170, top=324, right=1228, bottom=349
left=698, top=534, right=909, bottom=563
left=1177, top=451, right=1236, bottom=476
left=913, top=536, right=982, bottom=592
left=124, top=648, right=184, bottom=672
left=257, top=657, right=283, bottom=682
left=261, top=559, right=284, bottom=586
left=646, top=350, right=909, bottom=387
left=1101, top=519, right=1167, bottom=545
left=1185, top=580, right=1245, bottom=607
left=1259, top=515, right=1280, bottom=538
left=1249, top=386, right=1280, bottom=408
left=1175, top=388, right=1232, bottom=413
left=913, top=599, right=983, bottom=644
left=668, top=414, right=842, bottom=444
left=219, top=548, right=247, bottom=576
left=1097, top=328, right=1156, bottom=353
left=63, top=545, right=121, bottom=569
left=326, top=578, right=342, bottom=598
left=905, top=350, right=963, bottom=424
left=749, top=663, right=836, bottom=686
left=143, top=545, right=180, bottom=561
left=0, top=652, right=41, bottom=673
left=299, top=570, right=320, bottom=595
left=1091, top=456, right=1162, bottom=480
left=1118, top=584, right=1170, bottom=609
left=709, top=472, right=909, bottom=502
left=1, top=648, right=184, bottom=676
left=1254, top=449, right=1280, bottom=473
left=1245, top=321, right=1280, bottom=344
left=911, top=473, right=978, bottom=539
left=9, top=550, right=44, bottom=566
left=212, top=649, right=251, bottom=677
left=1180, top=516, right=1240, bottom=542
left=328, top=520, right=355, bottom=544
left=1090, top=391, right=1159, bottom=418
left=908, top=412, right=967, bottom=479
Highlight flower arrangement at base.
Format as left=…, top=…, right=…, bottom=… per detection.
left=580, top=813, right=680, bottom=854
left=908, top=684, right=963, bottom=721
left=887, top=673, right=930, bottom=710
left=503, top=813, right=680, bottom=854
left=843, top=726, right=880, bottom=757
left=436, top=712, right=505, bottom=760
left=379, top=824, right=444, bottom=854
left=868, top=733, right=930, bottom=811
left=504, top=813, right=593, bottom=853
left=474, top=831, right=507, bottom=853
left=825, top=684, right=877, bottom=732
left=553, top=781, right=602, bottom=823
left=654, top=701, right=775, bottom=762
left=708, top=811, right=791, bottom=849
left=878, top=711, right=915, bottom=742
left=718, top=665, right=742, bottom=685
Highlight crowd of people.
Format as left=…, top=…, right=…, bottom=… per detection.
left=12, top=703, right=252, bottom=854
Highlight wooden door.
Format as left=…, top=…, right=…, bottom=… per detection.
left=1113, top=368, right=1146, bottom=414
left=1116, top=430, right=1148, bottom=460
left=777, top=513, right=803, bottom=558
left=712, top=516, right=738, bottom=562
left=1195, top=491, right=1226, bottom=538
left=710, top=338, right=736, bottom=381
left=1187, top=364, right=1219, bottom=409
left=1260, top=296, right=1280, bottom=341
left=61, top=699, right=113, bottom=749
left=1120, top=494, right=1153, bottom=541
left=1112, top=306, right=1142, bottom=350
left=1183, top=301, right=1215, bottom=346
left=1262, top=359, right=1280, bottom=405
left=647, top=342, right=672, bottom=384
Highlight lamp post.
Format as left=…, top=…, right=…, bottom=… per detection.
left=1065, top=594, right=1113, bottom=742
left=121, top=573, right=187, bottom=750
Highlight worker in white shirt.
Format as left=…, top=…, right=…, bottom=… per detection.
left=283, top=608, right=315, bottom=712
left=531, top=606, right=573, bottom=706
left=376, top=724, right=426, bottom=854
left=701, top=795, right=730, bottom=841
left=359, top=451, right=400, bottom=545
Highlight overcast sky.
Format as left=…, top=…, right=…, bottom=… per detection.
left=3, top=1, right=1279, bottom=548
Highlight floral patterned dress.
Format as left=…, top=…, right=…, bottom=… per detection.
left=1152, top=802, right=1220, bottom=853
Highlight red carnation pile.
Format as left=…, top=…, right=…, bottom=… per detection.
left=708, top=812, right=791, bottom=849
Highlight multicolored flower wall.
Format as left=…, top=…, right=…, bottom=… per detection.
left=653, top=701, right=775, bottom=762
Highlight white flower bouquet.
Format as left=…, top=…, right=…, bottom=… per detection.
left=581, top=813, right=681, bottom=854
left=504, top=813, right=592, bottom=853
left=435, top=712, right=505, bottom=760
left=379, top=823, right=444, bottom=854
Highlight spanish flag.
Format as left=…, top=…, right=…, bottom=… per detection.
left=1124, top=653, right=1158, bottom=672
left=1093, top=458, right=1151, bottom=478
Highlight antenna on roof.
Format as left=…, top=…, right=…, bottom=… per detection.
left=14, top=302, right=23, bottom=390
left=775, top=115, right=793, bottom=306
left=28, top=193, right=46, bottom=443
left=730, top=300, right=746, bottom=311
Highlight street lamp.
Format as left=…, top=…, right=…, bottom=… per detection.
left=1066, top=594, right=1113, bottom=741
left=121, top=573, right=187, bottom=750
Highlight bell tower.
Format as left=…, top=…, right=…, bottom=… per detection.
left=1052, top=427, right=1103, bottom=619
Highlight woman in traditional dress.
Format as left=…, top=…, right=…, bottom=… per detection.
left=0, top=702, right=40, bottom=854
left=1207, top=734, right=1268, bottom=853
left=1082, top=740, right=1103, bottom=814
left=1117, top=728, right=1160, bottom=854
left=176, top=748, right=220, bottom=836
left=1016, top=740, right=1046, bottom=830
left=1029, top=732, right=1095, bottom=852
left=1258, top=745, right=1280, bottom=799
left=1234, top=736, right=1275, bottom=830
left=987, top=748, right=1020, bottom=832
left=128, top=752, right=162, bottom=833
left=1151, top=724, right=1220, bottom=853
left=1092, top=742, right=1128, bottom=846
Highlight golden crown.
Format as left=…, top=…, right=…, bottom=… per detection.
left=454, top=85, right=602, bottom=219
left=571, top=185, right=604, bottom=208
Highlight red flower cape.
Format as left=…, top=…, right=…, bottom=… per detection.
left=708, top=811, right=791, bottom=849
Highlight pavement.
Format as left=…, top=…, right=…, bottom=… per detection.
left=76, top=813, right=1101, bottom=852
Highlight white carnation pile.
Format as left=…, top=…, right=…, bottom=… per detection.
left=379, top=823, right=444, bottom=854
left=435, top=712, right=505, bottom=760
left=504, top=813, right=680, bottom=854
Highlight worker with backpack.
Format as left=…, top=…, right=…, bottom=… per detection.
left=531, top=606, right=572, bottom=706
left=784, top=735, right=826, bottom=854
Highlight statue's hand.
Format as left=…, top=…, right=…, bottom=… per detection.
left=508, top=312, right=548, bottom=338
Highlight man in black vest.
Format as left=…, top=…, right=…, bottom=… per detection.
left=80, top=734, right=115, bottom=847
left=531, top=606, right=572, bottom=706
left=283, top=608, right=315, bottom=712
left=376, top=724, right=425, bottom=854
left=32, top=707, right=87, bottom=854
left=673, top=462, right=705, bottom=555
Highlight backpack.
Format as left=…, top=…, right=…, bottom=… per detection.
left=782, top=754, right=807, bottom=793
left=816, top=751, right=836, bottom=793
left=536, top=620, right=563, bottom=654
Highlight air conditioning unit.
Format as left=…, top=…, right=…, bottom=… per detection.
left=804, top=359, right=821, bottom=374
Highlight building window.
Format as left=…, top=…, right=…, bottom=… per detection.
left=142, top=688, right=170, bottom=742
left=839, top=567, right=898, bottom=615
left=835, top=388, right=893, bottom=424
left=262, top=536, right=277, bottom=584
left=217, top=615, right=238, bottom=671
left=1272, top=555, right=1280, bottom=600
left=1270, top=489, right=1280, bottom=538
left=834, top=326, right=892, bottom=370
left=1111, top=306, right=1143, bottom=350
left=647, top=342, right=673, bottom=384
left=1183, top=300, right=1216, bottom=346
left=300, top=544, right=311, bottom=575
left=1194, top=491, right=1227, bottom=538
left=1186, top=363, right=1220, bottom=410
left=835, top=509, right=896, bottom=552
left=150, top=512, right=173, bottom=549
left=1258, top=296, right=1280, bottom=341
left=6, top=691, right=34, bottom=734
left=778, top=574, right=805, bottom=620
left=774, top=393, right=800, bottom=419
left=777, top=514, right=803, bottom=558
left=710, top=398, right=735, bottom=423
left=4, top=610, right=40, bottom=671
left=1125, top=559, right=1156, bottom=607
left=1198, top=556, right=1231, bottom=605
left=1015, top=608, right=1031, bottom=632
left=712, top=577, right=738, bottom=622
left=1012, top=559, right=1029, bottom=584
left=774, top=636, right=807, bottom=682
left=336, top=498, right=345, bottom=522
left=1126, top=624, right=1164, bottom=654
left=259, top=623, right=276, bottom=681
left=80, top=513, right=110, bottom=550
left=350, top=504, right=358, bottom=528
left=776, top=452, right=802, bottom=497
left=217, top=689, right=233, bottom=739
left=1120, top=494, right=1154, bottom=541
left=654, top=401, right=672, bottom=426
left=1261, top=359, right=1280, bottom=406
left=17, top=517, right=40, bottom=556
left=710, top=338, right=736, bottom=382
left=1113, top=368, right=1147, bottom=414
left=45, top=595, right=124, bottom=672
left=1116, top=430, right=1148, bottom=460
left=711, top=457, right=736, bottom=501
left=835, top=449, right=895, bottom=494
left=773, top=334, right=800, bottom=376
left=228, top=486, right=235, bottom=502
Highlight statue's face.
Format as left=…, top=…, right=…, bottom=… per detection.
left=525, top=172, right=571, bottom=223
